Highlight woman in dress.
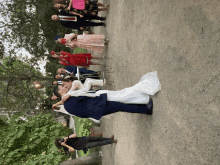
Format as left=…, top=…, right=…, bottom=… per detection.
left=50, top=51, right=103, bottom=67
left=56, top=33, right=109, bottom=52
left=53, top=0, right=109, bottom=17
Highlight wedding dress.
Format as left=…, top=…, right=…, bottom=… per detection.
left=96, top=71, right=161, bottom=104
left=62, top=78, right=103, bottom=98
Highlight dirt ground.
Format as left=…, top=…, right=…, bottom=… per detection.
left=88, top=0, right=220, bottom=165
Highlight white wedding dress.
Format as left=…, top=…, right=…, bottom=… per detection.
left=96, top=71, right=161, bottom=104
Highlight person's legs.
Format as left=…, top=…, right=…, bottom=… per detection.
left=84, top=78, right=104, bottom=88
left=90, top=62, right=102, bottom=65
left=84, top=14, right=106, bottom=21
left=92, top=56, right=103, bottom=59
left=98, top=8, right=107, bottom=12
left=84, top=21, right=106, bottom=27
left=78, top=19, right=105, bottom=27
left=79, top=68, right=95, bottom=74
left=103, top=99, right=153, bottom=116
left=97, top=2, right=106, bottom=7
left=84, top=138, right=114, bottom=149
left=87, top=137, right=112, bottom=142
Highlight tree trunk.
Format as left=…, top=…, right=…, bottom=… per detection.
left=60, top=152, right=101, bottom=165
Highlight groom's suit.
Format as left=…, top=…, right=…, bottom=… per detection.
left=64, top=94, right=153, bottom=120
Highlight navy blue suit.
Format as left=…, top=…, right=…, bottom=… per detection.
left=65, top=66, right=95, bottom=74
left=64, top=94, right=153, bottom=120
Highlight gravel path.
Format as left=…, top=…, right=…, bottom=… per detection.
left=88, top=0, right=220, bottom=164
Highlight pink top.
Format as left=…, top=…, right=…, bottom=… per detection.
left=72, top=0, right=85, bottom=10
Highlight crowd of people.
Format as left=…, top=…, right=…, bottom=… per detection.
left=49, top=0, right=162, bottom=155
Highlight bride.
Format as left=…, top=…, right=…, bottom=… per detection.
left=54, top=71, right=161, bottom=106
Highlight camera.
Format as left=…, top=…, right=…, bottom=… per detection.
left=60, top=138, right=65, bottom=142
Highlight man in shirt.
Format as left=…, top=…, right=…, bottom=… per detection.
left=58, top=66, right=97, bottom=75
left=51, top=11, right=106, bottom=29
left=57, top=67, right=101, bottom=82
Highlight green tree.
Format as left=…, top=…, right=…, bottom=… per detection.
left=0, top=113, right=72, bottom=165
left=0, top=0, right=74, bottom=61
left=0, top=56, right=54, bottom=113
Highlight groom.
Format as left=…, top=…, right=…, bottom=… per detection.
left=53, top=80, right=153, bottom=120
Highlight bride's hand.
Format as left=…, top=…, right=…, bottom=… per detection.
left=52, top=104, right=56, bottom=109
left=62, top=95, right=71, bottom=103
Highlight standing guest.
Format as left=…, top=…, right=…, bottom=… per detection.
left=58, top=66, right=98, bottom=76
left=56, top=33, right=109, bottom=52
left=51, top=10, right=106, bottom=30
left=58, top=67, right=101, bottom=82
left=50, top=51, right=103, bottom=67
left=53, top=0, right=109, bottom=16
left=55, top=134, right=116, bottom=154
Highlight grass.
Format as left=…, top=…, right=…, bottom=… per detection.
left=73, top=116, right=91, bottom=157
left=73, top=116, right=100, bottom=157
left=72, top=47, right=87, bottom=54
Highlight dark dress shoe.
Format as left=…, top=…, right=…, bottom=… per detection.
left=146, top=98, right=153, bottom=115
left=101, top=17, right=106, bottom=21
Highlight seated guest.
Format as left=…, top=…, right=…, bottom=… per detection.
left=51, top=10, right=106, bottom=30
left=55, top=134, right=116, bottom=154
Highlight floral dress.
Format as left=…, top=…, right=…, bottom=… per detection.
left=65, top=33, right=105, bottom=52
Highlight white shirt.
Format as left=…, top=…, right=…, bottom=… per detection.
left=65, top=70, right=71, bottom=74
left=62, top=80, right=100, bottom=99
left=59, top=15, right=77, bottom=22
